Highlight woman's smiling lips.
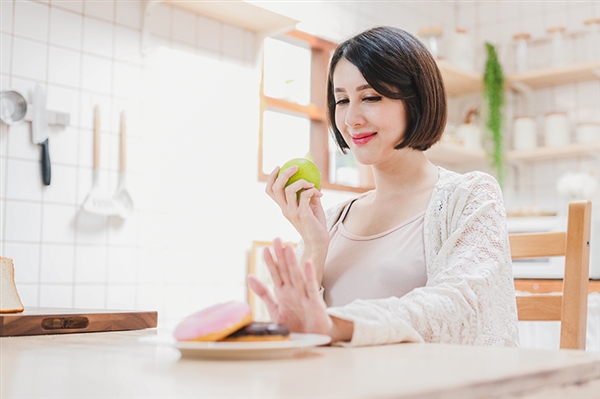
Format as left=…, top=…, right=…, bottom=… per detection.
left=351, top=132, right=377, bottom=145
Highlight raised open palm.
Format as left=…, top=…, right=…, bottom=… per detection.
left=247, top=238, right=332, bottom=335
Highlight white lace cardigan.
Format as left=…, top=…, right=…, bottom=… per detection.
left=301, top=167, right=520, bottom=347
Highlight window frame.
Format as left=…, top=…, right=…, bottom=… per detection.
left=257, top=29, right=374, bottom=194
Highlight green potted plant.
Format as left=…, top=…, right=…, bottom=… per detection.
left=483, top=42, right=506, bottom=187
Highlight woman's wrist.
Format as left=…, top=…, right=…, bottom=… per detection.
left=329, top=316, right=354, bottom=343
left=302, top=237, right=330, bottom=261
left=303, top=234, right=330, bottom=251
left=300, top=246, right=328, bottom=284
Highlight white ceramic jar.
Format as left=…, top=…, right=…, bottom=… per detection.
left=513, top=116, right=537, bottom=150
left=455, top=123, right=482, bottom=150
left=447, top=29, right=475, bottom=71
left=544, top=112, right=570, bottom=147
left=576, top=122, right=600, bottom=144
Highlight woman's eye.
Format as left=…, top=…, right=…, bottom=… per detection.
left=335, top=98, right=349, bottom=105
left=363, top=96, right=382, bottom=102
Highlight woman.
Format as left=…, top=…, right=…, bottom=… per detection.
left=248, top=26, right=519, bottom=347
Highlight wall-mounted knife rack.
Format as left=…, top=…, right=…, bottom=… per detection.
left=23, top=107, right=71, bottom=127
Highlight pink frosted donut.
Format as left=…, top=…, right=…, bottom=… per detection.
left=173, top=301, right=252, bottom=342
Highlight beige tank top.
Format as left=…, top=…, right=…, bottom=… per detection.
left=323, top=200, right=428, bottom=307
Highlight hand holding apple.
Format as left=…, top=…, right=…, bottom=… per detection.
left=266, top=158, right=330, bottom=282
left=277, top=158, right=321, bottom=191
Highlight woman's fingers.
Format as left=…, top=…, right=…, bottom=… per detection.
left=271, top=165, right=298, bottom=205
left=263, top=246, right=283, bottom=287
left=284, top=243, right=304, bottom=289
left=304, top=259, right=321, bottom=300
left=264, top=166, right=280, bottom=200
left=266, top=239, right=306, bottom=290
left=284, top=180, right=315, bottom=206
left=247, top=275, right=278, bottom=317
left=272, top=238, right=292, bottom=286
left=298, top=187, right=322, bottom=215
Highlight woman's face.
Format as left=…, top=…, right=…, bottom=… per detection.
left=332, top=58, right=408, bottom=166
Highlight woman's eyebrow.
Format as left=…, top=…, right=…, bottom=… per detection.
left=334, top=84, right=372, bottom=93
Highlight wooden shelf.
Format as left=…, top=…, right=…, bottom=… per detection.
left=437, top=61, right=600, bottom=98
left=507, top=142, right=600, bottom=162
left=436, top=60, right=482, bottom=97
left=515, top=279, right=600, bottom=294
left=263, top=96, right=325, bottom=122
left=508, top=61, right=600, bottom=89
left=425, top=141, right=486, bottom=165
left=165, top=0, right=297, bottom=33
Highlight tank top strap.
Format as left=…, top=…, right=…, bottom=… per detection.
left=333, top=199, right=357, bottom=230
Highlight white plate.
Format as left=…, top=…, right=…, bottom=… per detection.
left=140, top=333, right=331, bottom=360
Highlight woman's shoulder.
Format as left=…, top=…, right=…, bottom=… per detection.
left=324, top=191, right=372, bottom=231
left=436, top=167, right=501, bottom=197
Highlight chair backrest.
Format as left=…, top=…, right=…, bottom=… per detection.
left=510, top=200, right=592, bottom=350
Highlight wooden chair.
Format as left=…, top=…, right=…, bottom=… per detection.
left=510, top=200, right=592, bottom=349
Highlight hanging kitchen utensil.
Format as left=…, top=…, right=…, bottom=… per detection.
left=82, top=106, right=119, bottom=216
left=113, top=111, right=134, bottom=218
left=32, top=84, right=51, bottom=185
left=0, top=89, right=28, bottom=125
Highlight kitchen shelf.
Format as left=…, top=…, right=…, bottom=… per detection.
left=507, top=142, right=600, bottom=162
left=165, top=0, right=297, bottom=33
left=436, top=60, right=483, bottom=96
left=425, top=142, right=486, bottom=165
left=507, top=61, right=600, bottom=89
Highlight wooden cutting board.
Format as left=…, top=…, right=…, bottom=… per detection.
left=0, top=307, right=157, bottom=337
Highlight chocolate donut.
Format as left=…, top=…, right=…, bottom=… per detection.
left=221, top=322, right=290, bottom=342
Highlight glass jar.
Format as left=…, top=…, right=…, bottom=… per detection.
left=547, top=26, right=566, bottom=68
left=583, top=18, right=600, bottom=62
left=448, top=29, right=475, bottom=71
left=418, top=27, right=444, bottom=59
left=513, top=32, right=530, bottom=73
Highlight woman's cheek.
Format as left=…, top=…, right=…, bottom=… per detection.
left=335, top=109, right=346, bottom=133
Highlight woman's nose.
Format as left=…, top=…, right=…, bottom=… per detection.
left=345, top=103, right=365, bottom=128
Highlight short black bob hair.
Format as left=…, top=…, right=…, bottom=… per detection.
left=327, top=26, right=447, bottom=152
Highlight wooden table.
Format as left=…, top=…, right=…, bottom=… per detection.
left=1, top=330, right=599, bottom=399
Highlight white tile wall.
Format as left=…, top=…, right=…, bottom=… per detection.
left=1, top=33, right=12, bottom=74
left=5, top=242, right=40, bottom=283
left=40, top=244, right=74, bottom=283
left=12, top=37, right=48, bottom=81
left=39, top=284, right=73, bottom=307
left=1, top=1, right=14, bottom=35
left=14, top=0, right=49, bottom=42
left=49, top=7, right=82, bottom=51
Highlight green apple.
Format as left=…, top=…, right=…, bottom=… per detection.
left=278, top=158, right=322, bottom=196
